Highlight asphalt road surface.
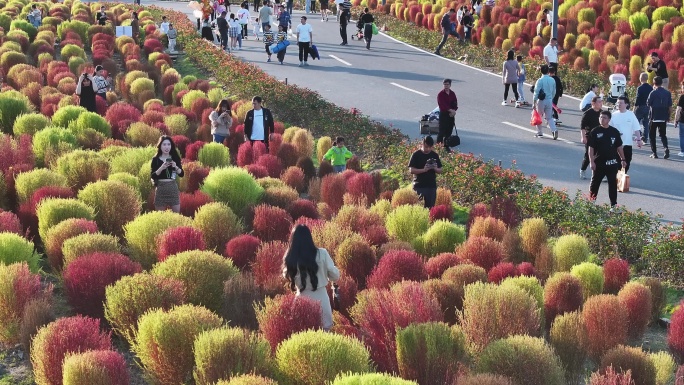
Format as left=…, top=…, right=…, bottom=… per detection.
left=147, top=1, right=684, bottom=223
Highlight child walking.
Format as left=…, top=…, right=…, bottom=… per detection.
left=516, top=55, right=528, bottom=106
left=276, top=24, right=288, bottom=64
left=323, top=136, right=353, bottom=173
left=263, top=24, right=275, bottom=62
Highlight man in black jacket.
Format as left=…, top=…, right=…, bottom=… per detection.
left=549, top=66, right=563, bottom=123
left=338, top=0, right=351, bottom=45
left=216, top=11, right=229, bottom=50
left=244, top=96, right=275, bottom=149
left=646, top=76, right=673, bottom=159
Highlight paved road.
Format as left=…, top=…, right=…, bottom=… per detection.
left=149, top=1, right=684, bottom=223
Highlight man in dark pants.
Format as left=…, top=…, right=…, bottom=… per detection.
left=434, top=8, right=460, bottom=55
left=216, top=11, right=229, bottom=50
left=460, top=8, right=474, bottom=42
left=646, top=76, right=673, bottom=159
left=436, top=78, right=458, bottom=153
left=244, top=96, right=275, bottom=149
left=588, top=110, right=627, bottom=211
left=408, top=136, right=443, bottom=209
left=579, top=96, right=602, bottom=180
left=338, top=0, right=351, bottom=45
left=549, top=66, right=563, bottom=123
left=633, top=72, right=653, bottom=144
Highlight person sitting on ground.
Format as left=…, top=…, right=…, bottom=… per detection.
left=323, top=136, right=353, bottom=173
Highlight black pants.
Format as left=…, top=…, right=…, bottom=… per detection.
left=363, top=23, right=372, bottom=48
left=435, top=29, right=460, bottom=53
left=253, top=0, right=260, bottom=11
left=277, top=47, right=286, bottom=62
left=340, top=22, right=347, bottom=44
left=504, top=83, right=519, bottom=102
left=590, top=166, right=619, bottom=206
left=581, top=143, right=590, bottom=171
left=413, top=186, right=437, bottom=209
left=552, top=95, right=560, bottom=119
left=220, top=31, right=228, bottom=49
left=437, top=111, right=454, bottom=150
left=287, top=0, right=293, bottom=14
left=623, top=146, right=632, bottom=173
left=298, top=42, right=310, bottom=62
left=241, top=24, right=248, bottom=37
left=649, top=121, right=668, bottom=154
left=265, top=44, right=271, bottom=55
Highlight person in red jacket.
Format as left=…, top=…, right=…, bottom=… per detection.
left=437, top=78, right=458, bottom=153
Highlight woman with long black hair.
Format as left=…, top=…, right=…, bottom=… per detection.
left=150, top=135, right=184, bottom=213
left=283, top=224, right=340, bottom=330
left=359, top=7, right=374, bottom=50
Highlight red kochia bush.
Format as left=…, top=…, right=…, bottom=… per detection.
left=43, top=218, right=98, bottom=271
left=252, top=241, right=288, bottom=287
left=256, top=154, right=282, bottom=178
left=172, top=135, right=190, bottom=157
left=105, top=103, right=141, bottom=139
left=252, top=204, right=293, bottom=242
left=237, top=141, right=255, bottom=167
left=517, top=262, right=537, bottom=277
left=246, top=164, right=269, bottom=179
left=0, top=211, right=23, bottom=235
left=617, top=282, right=652, bottom=340
left=156, top=226, right=206, bottom=262
left=327, top=274, right=358, bottom=318
left=488, top=262, right=519, bottom=284
left=457, top=236, right=505, bottom=272
left=583, top=295, right=629, bottom=359
left=179, top=191, right=213, bottom=217
left=466, top=203, right=489, bottom=230
left=224, top=234, right=261, bottom=270
left=603, top=258, right=630, bottom=294
left=62, top=350, right=130, bottom=385
left=286, top=199, right=319, bottom=221
left=184, top=141, right=206, bottom=161
left=276, top=142, right=299, bottom=169
left=182, top=162, right=210, bottom=193
left=320, top=173, right=347, bottom=213
left=429, top=204, right=453, bottom=222
left=30, top=316, right=112, bottom=385
left=544, top=273, right=584, bottom=328
left=360, top=225, right=389, bottom=247
left=256, top=293, right=321, bottom=351
left=668, top=301, right=684, bottom=361
left=425, top=253, right=462, bottom=279
left=281, top=167, right=306, bottom=193
left=63, top=253, right=142, bottom=319
left=0, top=134, right=34, bottom=174
left=346, top=172, right=376, bottom=204
left=366, top=250, right=427, bottom=289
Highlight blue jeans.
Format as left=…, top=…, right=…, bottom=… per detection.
left=305, top=0, right=310, bottom=13
left=517, top=80, right=525, bottom=102
left=213, top=134, right=226, bottom=143
left=333, top=165, right=346, bottom=173
left=237, top=33, right=242, bottom=48
left=679, top=122, right=684, bottom=153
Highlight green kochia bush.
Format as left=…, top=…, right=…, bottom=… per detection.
left=396, top=322, right=466, bottom=385
left=13, top=113, right=51, bottom=136
left=78, top=180, right=141, bottom=238
left=331, top=373, right=418, bottom=384
left=32, top=126, right=79, bottom=167
left=68, top=111, right=112, bottom=138
left=51, top=106, right=88, bottom=128
left=193, top=202, right=244, bottom=251
left=124, top=211, right=193, bottom=269
left=201, top=167, right=264, bottom=216
left=276, top=330, right=373, bottom=385
left=217, top=375, right=278, bottom=385
left=600, top=345, right=657, bottom=385
left=193, top=327, right=275, bottom=385
left=133, top=304, right=223, bottom=385
left=385, top=204, right=430, bottom=243
left=553, top=234, right=590, bottom=272
left=104, top=273, right=186, bottom=345
left=549, top=311, right=588, bottom=383
left=570, top=262, right=604, bottom=301
left=14, top=168, right=69, bottom=203
left=152, top=250, right=238, bottom=312
left=500, top=275, right=544, bottom=327
left=54, top=150, right=110, bottom=191
left=198, top=142, right=231, bottom=168
left=0, top=90, right=33, bottom=134
left=35, top=198, right=95, bottom=242
left=476, top=335, right=565, bottom=385
left=61, top=350, right=130, bottom=385
left=62, top=233, right=121, bottom=267
left=414, top=220, right=466, bottom=257
left=110, top=146, right=156, bottom=175
left=649, top=351, right=675, bottom=385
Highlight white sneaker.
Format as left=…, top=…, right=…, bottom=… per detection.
left=678, top=152, right=684, bottom=157
left=580, top=170, right=586, bottom=179
left=501, top=100, right=507, bottom=106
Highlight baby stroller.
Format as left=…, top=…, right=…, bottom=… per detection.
left=350, top=19, right=364, bottom=40
left=605, top=73, right=628, bottom=110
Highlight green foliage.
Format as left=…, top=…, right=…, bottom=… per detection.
left=216, top=375, right=278, bottom=385
left=10, top=19, right=37, bottom=40
left=52, top=106, right=87, bottom=128
left=0, top=233, right=40, bottom=272
left=54, top=150, right=110, bottom=190
left=649, top=351, right=675, bottom=385
left=193, top=327, right=275, bottom=385
left=643, top=224, right=684, bottom=287
left=500, top=275, right=544, bottom=326
left=651, top=6, right=679, bottom=23
left=35, top=198, right=95, bottom=242
left=164, top=114, right=189, bottom=136
left=152, top=250, right=238, bottom=312
left=600, top=345, right=657, bottom=385
left=549, top=311, right=588, bottom=383
left=129, top=78, right=155, bottom=96
left=78, top=180, right=141, bottom=237
left=62, top=233, right=121, bottom=267
left=60, top=44, right=86, bottom=64
left=133, top=305, right=223, bottom=385
left=207, top=88, right=224, bottom=105
left=201, top=167, right=264, bottom=216
left=629, top=12, right=650, bottom=36
left=414, top=220, right=466, bottom=258
left=193, top=202, right=244, bottom=251
left=104, top=273, right=186, bottom=345
left=110, top=146, right=156, bottom=175
left=0, top=92, right=33, bottom=134
left=331, top=373, right=417, bottom=385
left=553, top=234, right=590, bottom=272
left=107, top=172, right=141, bottom=196
left=577, top=8, right=597, bottom=24
left=31, top=126, right=79, bottom=167
left=126, top=122, right=161, bottom=147
left=14, top=168, right=68, bottom=203
left=519, top=217, right=548, bottom=257
left=370, top=199, right=392, bottom=220
left=68, top=111, right=112, bottom=138
left=395, top=322, right=466, bottom=385
left=385, top=204, right=430, bottom=243
left=13, top=113, right=50, bottom=136
left=181, top=90, right=207, bottom=110
left=57, top=20, right=90, bottom=44
left=570, top=262, right=604, bottom=301
left=476, top=335, right=565, bottom=385
left=124, top=211, right=193, bottom=269
left=198, top=142, right=230, bottom=168
left=276, top=330, right=373, bottom=385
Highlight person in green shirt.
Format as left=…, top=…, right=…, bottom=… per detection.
left=323, top=136, right=353, bottom=173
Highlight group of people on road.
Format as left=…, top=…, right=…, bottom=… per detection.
left=433, top=6, right=475, bottom=55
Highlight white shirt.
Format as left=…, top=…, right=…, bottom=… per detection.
left=160, top=21, right=170, bottom=34
left=456, top=9, right=463, bottom=23
left=580, top=91, right=596, bottom=109
left=229, top=18, right=240, bottom=29
left=237, top=9, right=250, bottom=25
left=251, top=109, right=265, bottom=140
left=296, top=23, right=312, bottom=42
left=547, top=12, right=554, bottom=25
left=610, top=110, right=641, bottom=146
left=543, top=44, right=558, bottom=63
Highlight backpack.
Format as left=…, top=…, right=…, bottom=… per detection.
left=538, top=88, right=546, bottom=100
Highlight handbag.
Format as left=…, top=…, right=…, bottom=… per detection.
left=531, top=109, right=542, bottom=126
left=446, top=134, right=460, bottom=147
left=371, top=22, right=379, bottom=35
left=617, top=169, right=630, bottom=192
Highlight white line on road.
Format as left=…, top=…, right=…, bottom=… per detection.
left=390, top=82, right=429, bottom=96
left=502, top=121, right=574, bottom=144
left=329, top=55, right=352, bottom=66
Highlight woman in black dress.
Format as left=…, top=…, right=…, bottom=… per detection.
left=76, top=73, right=97, bottom=113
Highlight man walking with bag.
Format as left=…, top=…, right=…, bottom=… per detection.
left=532, top=64, right=557, bottom=139
left=437, top=79, right=458, bottom=153
left=588, top=110, right=627, bottom=211
left=610, top=96, right=642, bottom=173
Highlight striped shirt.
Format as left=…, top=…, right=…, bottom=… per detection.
left=263, top=31, right=275, bottom=45
left=276, top=31, right=288, bottom=42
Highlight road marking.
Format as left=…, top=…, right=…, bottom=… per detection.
left=329, top=54, right=352, bottom=66
left=502, top=121, right=574, bottom=144
left=390, top=82, right=429, bottom=96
